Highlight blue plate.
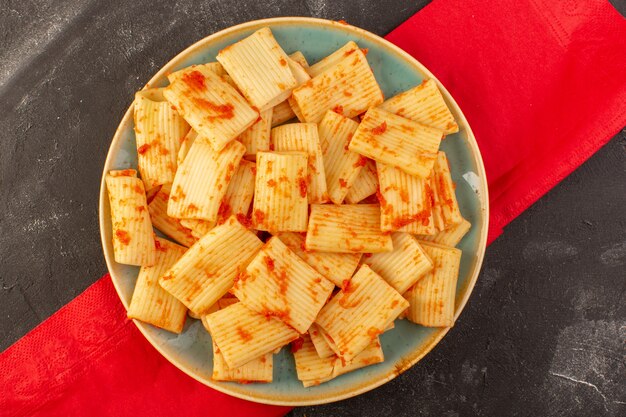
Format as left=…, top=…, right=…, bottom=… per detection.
left=99, top=17, right=488, bottom=405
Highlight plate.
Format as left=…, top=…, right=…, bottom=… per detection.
left=98, top=17, right=488, bottom=406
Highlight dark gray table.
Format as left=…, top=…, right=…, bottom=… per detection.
left=1, top=1, right=624, bottom=416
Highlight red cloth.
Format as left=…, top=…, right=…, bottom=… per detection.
left=2, top=1, right=625, bottom=416
left=386, top=0, right=626, bottom=243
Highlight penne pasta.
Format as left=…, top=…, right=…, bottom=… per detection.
left=147, top=184, right=197, bottom=247
left=233, top=236, right=335, bottom=333
left=177, top=129, right=197, bottom=166
left=252, top=151, right=309, bottom=232
left=288, top=51, right=309, bottom=68
left=364, top=233, right=434, bottom=294
left=317, top=110, right=364, bottom=204
left=167, top=139, right=245, bottom=221
left=305, top=204, right=392, bottom=253
left=376, top=162, right=435, bottom=234
left=306, top=41, right=359, bottom=78
left=178, top=218, right=216, bottom=239
left=127, top=237, right=188, bottom=333
left=239, top=108, right=273, bottom=157
left=344, top=159, right=378, bottom=204
left=105, top=169, right=156, bottom=266
left=134, top=89, right=191, bottom=189
left=291, top=47, right=383, bottom=123
left=404, top=241, right=461, bottom=327
left=416, top=218, right=471, bottom=247
left=315, top=264, right=408, bottom=361
left=216, top=159, right=256, bottom=224
left=271, top=100, right=296, bottom=127
left=212, top=340, right=273, bottom=383
left=206, top=302, right=299, bottom=368
left=379, top=79, right=458, bottom=134
left=163, top=64, right=258, bottom=150
left=430, top=152, right=463, bottom=231
left=348, top=107, right=443, bottom=178
left=217, top=27, right=297, bottom=111
left=159, top=216, right=263, bottom=315
left=277, top=232, right=361, bottom=287
left=271, top=123, right=328, bottom=204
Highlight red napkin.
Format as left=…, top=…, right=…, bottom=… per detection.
left=386, top=0, right=626, bottom=243
left=2, top=0, right=625, bottom=415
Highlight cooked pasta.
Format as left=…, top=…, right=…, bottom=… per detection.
left=233, top=236, right=335, bottom=333
left=217, top=27, right=297, bottom=111
left=127, top=237, right=188, bottom=333
left=159, top=216, right=263, bottom=315
left=404, top=242, right=461, bottom=327
left=252, top=151, right=309, bottom=232
left=348, top=107, right=443, bottom=178
left=379, top=79, right=458, bottom=134
left=163, top=64, right=258, bottom=150
left=305, top=204, right=392, bottom=253
left=271, top=123, right=328, bottom=204
left=105, top=169, right=156, bottom=266
left=315, top=264, right=408, bottom=361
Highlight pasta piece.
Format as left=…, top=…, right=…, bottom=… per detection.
left=277, top=232, right=361, bottom=287
left=417, top=218, right=471, bottom=247
left=167, top=140, right=245, bottom=221
left=233, top=236, right=335, bottom=333
left=271, top=123, right=328, bottom=204
left=286, top=58, right=312, bottom=123
left=217, top=27, right=297, bottom=111
left=308, top=323, right=335, bottom=359
left=430, top=152, right=463, bottom=231
left=206, top=302, right=299, bottom=368
left=212, top=340, right=273, bottom=383
left=379, top=79, right=459, bottom=134
left=179, top=218, right=215, bottom=239
left=404, top=241, right=461, bottom=327
left=159, top=216, right=263, bottom=315
left=271, top=100, right=296, bottom=127
left=306, top=41, right=359, bottom=77
left=305, top=204, right=392, bottom=253
left=348, top=107, right=443, bottom=178
left=293, top=334, right=335, bottom=384
left=252, top=152, right=309, bottom=232
left=239, top=108, right=273, bottom=156
left=289, top=51, right=309, bottom=68
left=344, top=159, right=378, bottom=204
left=315, top=264, right=408, bottom=361
left=330, top=337, right=384, bottom=379
left=376, top=162, right=435, bottom=234
left=127, top=237, right=187, bottom=333
left=216, top=159, right=256, bottom=224
left=134, top=90, right=190, bottom=189
left=364, top=233, right=434, bottom=294
left=317, top=110, right=364, bottom=204
left=105, top=169, right=156, bottom=266
left=177, top=129, right=197, bottom=166
left=291, top=47, right=383, bottom=123
left=287, top=58, right=311, bottom=84
left=147, top=184, right=197, bottom=247
left=163, top=64, right=258, bottom=150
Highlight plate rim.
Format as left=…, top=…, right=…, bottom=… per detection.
left=98, top=16, right=489, bottom=406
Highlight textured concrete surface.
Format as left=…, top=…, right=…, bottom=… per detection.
left=0, top=1, right=624, bottom=416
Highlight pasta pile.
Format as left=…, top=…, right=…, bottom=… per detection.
left=106, top=27, right=471, bottom=386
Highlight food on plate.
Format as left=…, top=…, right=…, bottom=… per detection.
left=106, top=27, right=469, bottom=386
